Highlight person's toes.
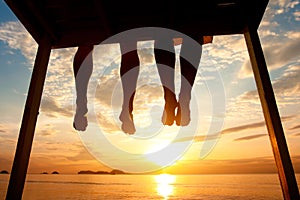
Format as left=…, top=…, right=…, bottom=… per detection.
left=73, top=104, right=88, bottom=131
left=121, top=121, right=136, bottom=134
left=73, top=114, right=88, bottom=131
left=119, top=109, right=135, bottom=134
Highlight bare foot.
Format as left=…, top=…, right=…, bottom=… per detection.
left=73, top=106, right=88, bottom=131
left=175, top=101, right=191, bottom=126
left=119, top=109, right=135, bottom=134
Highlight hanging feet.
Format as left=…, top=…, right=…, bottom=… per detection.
left=162, top=97, right=191, bottom=127
left=175, top=100, right=191, bottom=126
left=119, top=109, right=136, bottom=134
left=73, top=103, right=88, bottom=131
left=162, top=98, right=178, bottom=126
left=118, top=97, right=191, bottom=135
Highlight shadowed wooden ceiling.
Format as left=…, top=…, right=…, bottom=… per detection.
left=4, top=0, right=269, bottom=48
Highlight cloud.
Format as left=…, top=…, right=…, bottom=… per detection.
left=271, top=65, right=300, bottom=105
left=137, top=41, right=155, bottom=65
left=201, top=35, right=248, bottom=71
left=221, top=121, right=265, bottom=134
left=66, top=149, right=96, bottom=162
left=0, top=21, right=37, bottom=65
left=41, top=96, right=73, bottom=118
left=0, top=21, right=79, bottom=111
left=0, top=123, right=19, bottom=141
left=234, top=134, right=267, bottom=141
left=96, top=112, right=122, bottom=133
left=236, top=65, right=300, bottom=107
left=93, top=68, right=121, bottom=107
left=173, top=134, right=219, bottom=143
left=0, top=125, right=6, bottom=134
left=269, top=0, right=299, bottom=12
left=174, top=120, right=267, bottom=143
left=93, top=43, right=121, bottom=74
left=169, top=155, right=300, bottom=174
left=92, top=75, right=165, bottom=134
left=290, top=125, right=300, bottom=130
left=238, top=39, right=300, bottom=79
left=173, top=115, right=294, bottom=144
left=238, top=0, right=300, bottom=80
left=0, top=137, right=16, bottom=145
left=35, top=124, right=58, bottom=137
left=222, top=115, right=293, bottom=135
left=294, top=11, right=300, bottom=21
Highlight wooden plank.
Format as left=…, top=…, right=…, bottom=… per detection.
left=244, top=25, right=300, bottom=200
left=5, top=37, right=52, bottom=200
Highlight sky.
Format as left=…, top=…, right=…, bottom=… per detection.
left=0, top=0, right=299, bottom=175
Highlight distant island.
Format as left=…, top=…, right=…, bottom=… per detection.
left=78, top=169, right=126, bottom=175
left=40, top=171, right=59, bottom=174
left=0, top=170, right=9, bottom=174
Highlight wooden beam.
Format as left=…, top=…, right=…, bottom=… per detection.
left=26, top=0, right=58, bottom=42
left=244, top=25, right=300, bottom=200
left=6, top=37, right=52, bottom=200
left=52, top=28, right=107, bottom=49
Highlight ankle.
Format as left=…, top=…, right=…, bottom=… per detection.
left=178, top=94, right=191, bottom=104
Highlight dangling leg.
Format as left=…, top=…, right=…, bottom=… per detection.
left=119, top=43, right=140, bottom=134
left=73, top=45, right=94, bottom=131
left=154, top=40, right=177, bottom=126
left=176, top=39, right=202, bottom=126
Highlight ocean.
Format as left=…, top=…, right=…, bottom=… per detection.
left=0, top=174, right=299, bottom=199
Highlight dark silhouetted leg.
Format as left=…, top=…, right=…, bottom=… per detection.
left=73, top=45, right=94, bottom=131
left=119, top=43, right=140, bottom=134
left=176, top=40, right=202, bottom=126
left=154, top=40, right=177, bottom=126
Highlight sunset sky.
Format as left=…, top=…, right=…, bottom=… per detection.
left=0, top=0, right=299, bottom=175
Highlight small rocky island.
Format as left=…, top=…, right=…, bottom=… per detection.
left=78, top=169, right=126, bottom=175
left=0, top=170, right=9, bottom=174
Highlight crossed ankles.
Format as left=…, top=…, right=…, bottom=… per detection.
left=162, top=98, right=177, bottom=126
left=162, top=99, right=191, bottom=126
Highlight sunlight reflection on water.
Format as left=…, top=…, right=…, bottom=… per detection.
left=155, top=174, right=176, bottom=199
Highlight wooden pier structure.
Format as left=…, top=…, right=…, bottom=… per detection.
left=3, top=0, right=300, bottom=199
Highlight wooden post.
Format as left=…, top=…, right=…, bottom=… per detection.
left=6, top=37, right=52, bottom=200
left=244, top=25, right=300, bottom=200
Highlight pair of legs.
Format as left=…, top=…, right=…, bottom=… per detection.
left=72, top=39, right=202, bottom=133
left=72, top=43, right=139, bottom=132
left=72, top=44, right=139, bottom=132
left=73, top=45, right=94, bottom=131
left=119, top=38, right=202, bottom=134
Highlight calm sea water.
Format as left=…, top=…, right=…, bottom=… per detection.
left=0, top=174, right=299, bottom=199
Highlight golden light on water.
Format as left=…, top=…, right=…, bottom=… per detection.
left=155, top=174, right=176, bottom=199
